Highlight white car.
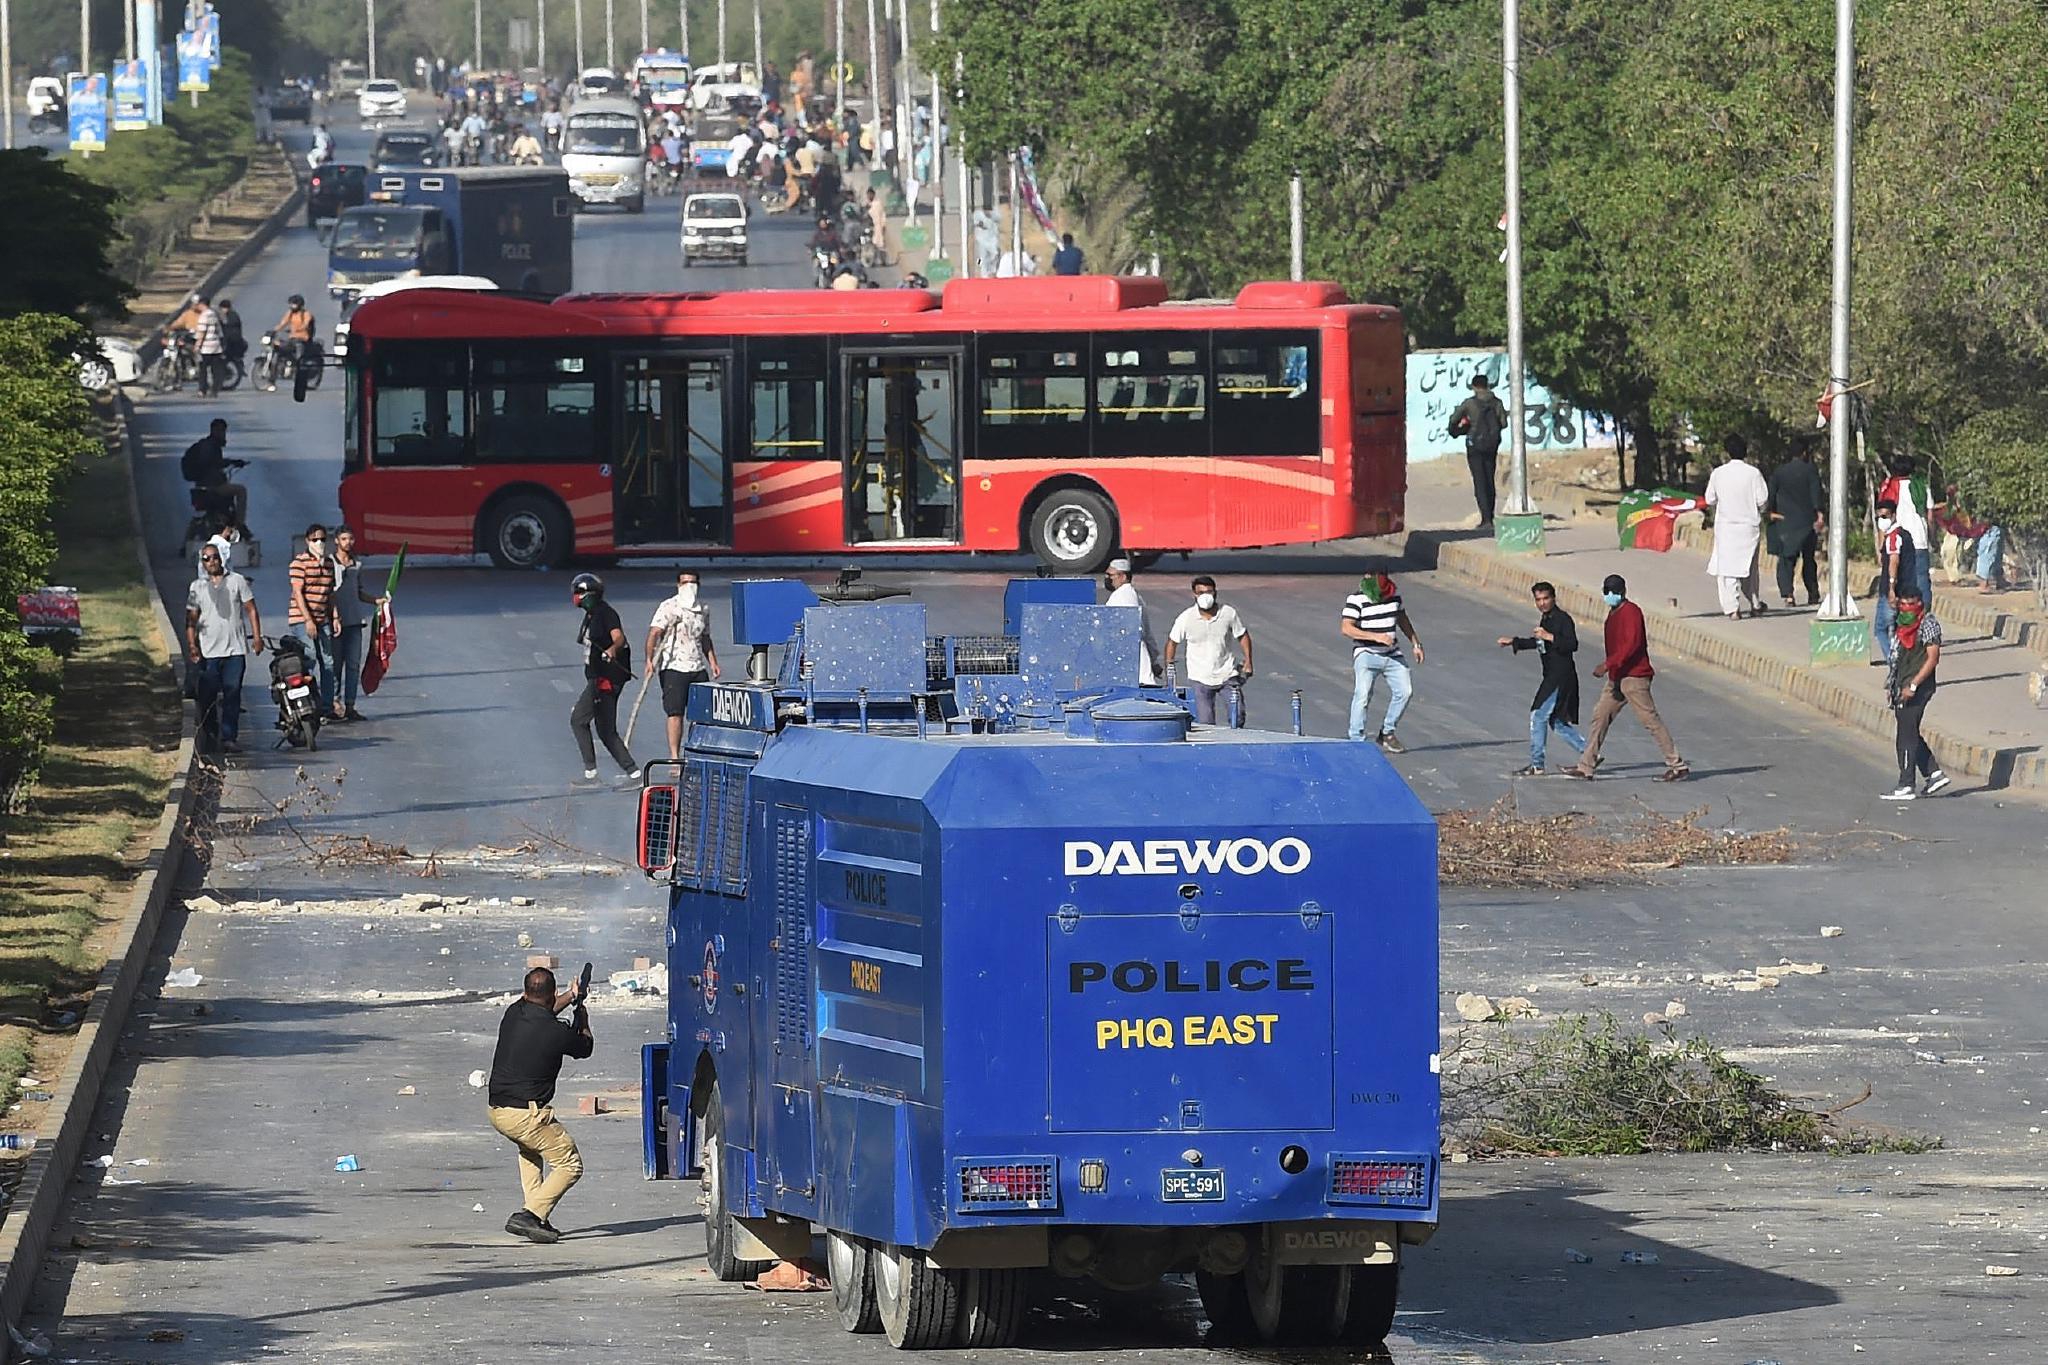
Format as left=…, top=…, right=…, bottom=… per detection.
left=357, top=79, right=407, bottom=121
left=681, top=193, right=749, bottom=265
left=330, top=274, right=499, bottom=360
left=688, top=63, right=761, bottom=111
left=75, top=337, right=142, bottom=391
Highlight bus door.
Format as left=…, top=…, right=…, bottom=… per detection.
left=842, top=350, right=961, bottom=544
left=616, top=352, right=733, bottom=545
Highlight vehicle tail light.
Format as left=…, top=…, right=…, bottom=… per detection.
left=638, top=783, right=678, bottom=876
left=955, top=1159, right=1057, bottom=1211
left=1328, top=1157, right=1431, bottom=1207
left=288, top=673, right=307, bottom=686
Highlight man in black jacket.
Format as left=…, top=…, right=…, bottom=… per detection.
left=569, top=572, right=640, bottom=782
left=487, top=966, right=593, bottom=1244
left=1498, top=581, right=1586, bottom=775
left=1767, top=436, right=1825, bottom=607
left=1449, top=372, right=1509, bottom=528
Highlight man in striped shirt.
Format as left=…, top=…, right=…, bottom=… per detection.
left=286, top=524, right=341, bottom=715
left=1341, top=572, right=1425, bottom=751
left=192, top=295, right=227, bottom=396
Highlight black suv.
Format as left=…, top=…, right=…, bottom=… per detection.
left=372, top=130, right=438, bottom=169
left=306, top=163, right=367, bottom=226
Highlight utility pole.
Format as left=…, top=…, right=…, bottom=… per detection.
left=929, top=0, right=943, bottom=256
left=716, top=0, right=725, bottom=74
left=751, top=0, right=761, bottom=88
left=897, top=0, right=912, bottom=211
left=680, top=1, right=689, bottom=61
left=123, top=0, right=133, bottom=61
left=1500, top=0, right=1535, bottom=531
left=1288, top=174, right=1304, bottom=281
left=834, top=0, right=844, bottom=126
left=641, top=0, right=649, bottom=54
left=1815, top=0, right=1862, bottom=655
left=474, top=0, right=483, bottom=70
left=956, top=53, right=969, bottom=274
left=367, top=0, right=377, bottom=80
left=605, top=0, right=614, bottom=68
left=538, top=0, right=547, bottom=74
left=865, top=0, right=881, bottom=143
left=80, top=0, right=89, bottom=82
left=575, top=0, right=585, bottom=71
left=2, top=0, right=14, bottom=151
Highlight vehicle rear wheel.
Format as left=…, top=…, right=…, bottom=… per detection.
left=699, top=1081, right=773, bottom=1282
left=77, top=358, right=113, bottom=391
left=627, top=195, right=646, bottom=214
left=953, top=1267, right=1027, bottom=1348
left=483, top=493, right=572, bottom=569
left=872, top=1244, right=960, bottom=1349
left=826, top=1229, right=881, bottom=1333
left=1027, top=486, right=1117, bottom=575
left=1338, top=1264, right=1399, bottom=1347
left=1244, top=1249, right=1347, bottom=1346
left=151, top=354, right=178, bottom=394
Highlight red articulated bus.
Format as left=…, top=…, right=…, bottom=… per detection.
left=338, top=275, right=1405, bottom=572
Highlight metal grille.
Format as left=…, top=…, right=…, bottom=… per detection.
left=717, top=764, right=749, bottom=895
left=1328, top=1158, right=1431, bottom=1207
left=637, top=785, right=677, bottom=874
left=777, top=622, right=807, bottom=688
left=673, top=762, right=706, bottom=888
left=928, top=634, right=1019, bottom=685
left=773, top=808, right=811, bottom=1044
left=955, top=1159, right=1057, bottom=1212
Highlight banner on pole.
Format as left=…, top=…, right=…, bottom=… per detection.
left=176, top=31, right=211, bottom=91
left=113, top=59, right=151, bottom=130
left=68, top=73, right=110, bottom=151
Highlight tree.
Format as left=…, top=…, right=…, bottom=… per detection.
left=0, top=151, right=129, bottom=320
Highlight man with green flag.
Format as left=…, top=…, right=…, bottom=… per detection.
left=361, top=544, right=408, bottom=696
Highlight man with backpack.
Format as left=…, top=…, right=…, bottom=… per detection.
left=181, top=418, right=247, bottom=529
left=1449, top=373, right=1509, bottom=529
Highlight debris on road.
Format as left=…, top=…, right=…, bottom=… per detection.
left=610, top=963, right=669, bottom=996
left=1822, top=925, right=1845, bottom=938
left=1455, top=993, right=1496, bottom=1023
left=467, top=1069, right=487, bottom=1088
left=397, top=1085, right=416, bottom=1096
left=163, top=968, right=203, bottom=989
left=1564, top=1248, right=1592, bottom=1263
left=473, top=1202, right=485, bottom=1212
left=1620, top=1250, right=1660, bottom=1265
left=334, top=1154, right=361, bottom=1172
left=1985, top=1264, right=2020, bottom=1277
left=516, top=931, right=534, bottom=949
left=1438, top=800, right=1793, bottom=889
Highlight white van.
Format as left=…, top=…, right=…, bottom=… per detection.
left=681, top=192, right=749, bottom=265
left=687, top=62, right=761, bottom=111
left=561, top=94, right=647, bottom=212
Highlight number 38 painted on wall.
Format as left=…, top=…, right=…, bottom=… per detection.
left=1526, top=401, right=1579, bottom=448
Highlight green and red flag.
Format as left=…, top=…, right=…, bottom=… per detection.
left=361, top=543, right=408, bottom=694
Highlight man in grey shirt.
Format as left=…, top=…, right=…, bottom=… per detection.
left=186, top=543, right=264, bottom=751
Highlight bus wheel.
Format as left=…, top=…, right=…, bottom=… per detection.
left=873, top=1244, right=961, bottom=1349
left=484, top=493, right=571, bottom=569
left=699, top=1081, right=773, bottom=1282
left=827, top=1229, right=881, bottom=1333
left=953, top=1268, right=1028, bottom=1347
left=1245, top=1250, right=1347, bottom=1346
left=1339, top=1263, right=1399, bottom=1347
left=1028, top=487, right=1116, bottom=575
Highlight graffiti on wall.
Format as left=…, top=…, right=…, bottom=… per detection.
left=1406, top=348, right=1613, bottom=464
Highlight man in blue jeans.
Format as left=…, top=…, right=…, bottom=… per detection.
left=1498, top=581, right=1585, bottom=775
left=1341, top=572, right=1424, bottom=752
left=185, top=543, right=264, bottom=752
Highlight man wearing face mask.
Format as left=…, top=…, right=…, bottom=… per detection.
left=1164, top=575, right=1253, bottom=726
left=569, top=573, right=640, bottom=782
left=1880, top=586, right=1950, bottom=801
left=186, top=543, right=264, bottom=752
left=1565, top=574, right=1688, bottom=782
left=1103, top=558, right=1160, bottom=685
left=645, top=571, right=722, bottom=762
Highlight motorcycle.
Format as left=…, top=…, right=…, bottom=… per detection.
left=183, top=458, right=249, bottom=549
left=268, top=635, right=323, bottom=751
left=463, top=131, right=484, bottom=165
left=152, top=330, right=200, bottom=393
left=28, top=110, right=60, bottom=136
left=812, top=246, right=838, bottom=289
left=292, top=338, right=327, bottom=397
left=253, top=329, right=314, bottom=392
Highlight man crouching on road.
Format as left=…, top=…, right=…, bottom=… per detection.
left=488, top=967, right=592, bottom=1244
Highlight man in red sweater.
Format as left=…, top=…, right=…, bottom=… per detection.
left=1566, top=574, right=1689, bottom=781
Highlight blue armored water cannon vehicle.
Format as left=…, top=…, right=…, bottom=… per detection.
left=635, top=576, right=1439, bottom=1349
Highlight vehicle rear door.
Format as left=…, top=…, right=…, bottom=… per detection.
left=615, top=350, right=737, bottom=546
left=840, top=345, right=963, bottom=545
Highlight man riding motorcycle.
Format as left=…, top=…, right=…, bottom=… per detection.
left=459, top=109, right=488, bottom=164
left=275, top=295, right=317, bottom=370
left=508, top=123, right=544, bottom=165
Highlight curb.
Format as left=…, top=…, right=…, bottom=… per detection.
left=134, top=146, right=306, bottom=370
left=0, top=400, right=200, bottom=1336
left=1417, top=531, right=2048, bottom=794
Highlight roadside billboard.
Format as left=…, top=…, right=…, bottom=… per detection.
left=68, top=73, right=109, bottom=152
left=113, top=59, right=151, bottom=130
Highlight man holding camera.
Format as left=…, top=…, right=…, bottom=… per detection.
left=487, top=966, right=593, bottom=1244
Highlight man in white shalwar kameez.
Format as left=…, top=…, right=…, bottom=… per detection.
left=1104, top=557, right=1160, bottom=685
left=1705, top=434, right=1770, bottom=618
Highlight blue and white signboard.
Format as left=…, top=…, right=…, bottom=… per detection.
left=68, top=73, right=109, bottom=152
left=1405, top=347, right=1605, bottom=464
left=113, top=59, right=151, bottom=130
left=176, top=31, right=210, bottom=91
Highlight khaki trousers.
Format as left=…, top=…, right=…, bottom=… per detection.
left=1578, top=676, right=1683, bottom=772
left=488, top=1102, right=583, bottom=1221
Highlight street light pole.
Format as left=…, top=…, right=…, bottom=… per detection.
left=1501, top=0, right=1533, bottom=520
left=716, top=0, right=725, bottom=76
left=751, top=0, right=761, bottom=90
left=1289, top=174, right=1304, bottom=282
left=2, top=0, right=15, bottom=152
left=1820, top=0, right=1857, bottom=623
left=538, top=0, right=547, bottom=74
left=835, top=0, right=845, bottom=127
left=605, top=0, right=614, bottom=69
left=366, top=0, right=377, bottom=80
left=929, top=0, right=943, bottom=256
left=474, top=0, right=482, bottom=71
left=80, top=0, right=89, bottom=80
left=865, top=0, right=879, bottom=144
left=124, top=0, right=133, bottom=61
left=680, top=1, right=689, bottom=61
left=641, top=0, right=649, bottom=54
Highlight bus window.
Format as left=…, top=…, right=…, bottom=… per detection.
left=1213, top=331, right=1319, bottom=456
left=371, top=342, right=470, bottom=467
left=1092, top=335, right=1209, bottom=457
left=473, top=350, right=600, bottom=462
left=976, top=335, right=1087, bottom=458
left=748, top=340, right=827, bottom=459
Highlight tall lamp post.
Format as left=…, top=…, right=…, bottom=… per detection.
left=1495, top=0, right=1544, bottom=553
left=1812, top=0, right=1864, bottom=663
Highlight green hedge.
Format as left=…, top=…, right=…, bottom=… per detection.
left=0, top=316, right=103, bottom=810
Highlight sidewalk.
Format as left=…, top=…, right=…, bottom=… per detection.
left=1403, top=460, right=2048, bottom=793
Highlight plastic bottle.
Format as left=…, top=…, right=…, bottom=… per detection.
left=0, top=1135, right=35, bottom=1151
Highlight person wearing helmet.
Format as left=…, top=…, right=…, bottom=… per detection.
left=570, top=573, right=639, bottom=781
left=276, top=294, right=317, bottom=370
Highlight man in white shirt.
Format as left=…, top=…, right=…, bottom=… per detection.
left=1103, top=557, right=1159, bottom=685
left=1704, top=433, right=1771, bottom=619
left=644, top=570, right=722, bottom=760
left=185, top=543, right=264, bottom=752
left=1164, top=575, right=1253, bottom=727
